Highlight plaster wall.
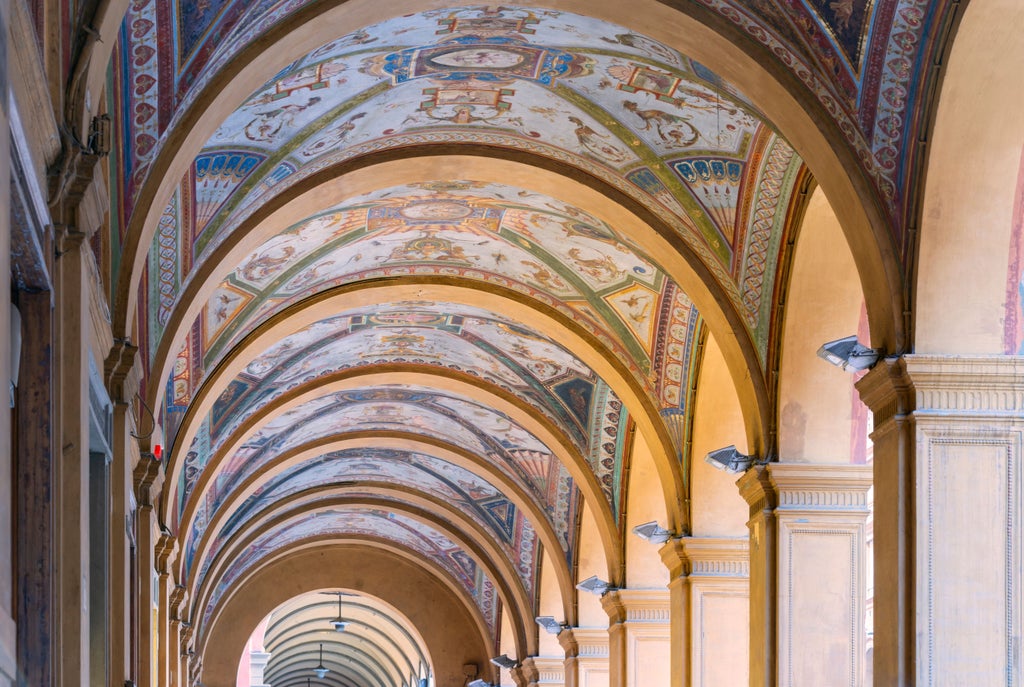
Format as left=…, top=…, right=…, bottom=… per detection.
left=575, top=503, right=610, bottom=628
left=624, top=430, right=670, bottom=588
left=777, top=187, right=861, bottom=464
left=915, top=0, right=1024, bottom=354
left=689, top=335, right=748, bottom=537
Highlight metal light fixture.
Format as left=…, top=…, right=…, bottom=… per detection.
left=314, top=643, right=329, bottom=679
left=631, top=521, right=674, bottom=544
left=329, top=593, right=348, bottom=632
left=704, top=445, right=754, bottom=474
left=535, top=616, right=565, bottom=635
left=575, top=575, right=611, bottom=596
left=490, top=654, right=519, bottom=670
left=816, top=335, right=880, bottom=371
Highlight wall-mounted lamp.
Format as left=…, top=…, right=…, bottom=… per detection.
left=489, top=654, right=519, bottom=670
left=575, top=575, right=612, bottom=596
left=535, top=616, right=566, bottom=635
left=631, top=521, right=674, bottom=544
left=705, top=446, right=755, bottom=474
left=816, top=335, right=880, bottom=372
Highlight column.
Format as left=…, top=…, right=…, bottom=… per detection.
left=558, top=625, right=579, bottom=687
left=858, top=355, right=1024, bottom=686
left=105, top=339, right=139, bottom=687
left=248, top=648, right=271, bottom=687
left=134, top=453, right=162, bottom=687
left=156, top=533, right=178, bottom=687
left=738, top=463, right=871, bottom=687
left=523, top=656, right=565, bottom=687
left=562, top=629, right=607, bottom=687
left=14, top=292, right=54, bottom=687
left=660, top=537, right=749, bottom=687
left=0, top=4, right=14, bottom=681
left=601, top=590, right=670, bottom=687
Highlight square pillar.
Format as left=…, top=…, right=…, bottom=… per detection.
left=738, top=463, right=871, bottom=687
left=858, top=355, right=1024, bottom=686
left=525, top=656, right=565, bottom=686
left=563, top=629, right=608, bottom=687
left=601, top=590, right=670, bottom=687
left=661, top=537, right=750, bottom=687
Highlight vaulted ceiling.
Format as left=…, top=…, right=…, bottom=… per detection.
left=104, top=1, right=955, bottom=684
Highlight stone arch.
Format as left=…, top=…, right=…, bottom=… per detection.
left=198, top=543, right=492, bottom=687
left=184, top=431, right=577, bottom=623
left=194, top=493, right=537, bottom=655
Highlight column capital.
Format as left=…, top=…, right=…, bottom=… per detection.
left=526, top=656, right=565, bottom=685
left=155, top=530, right=179, bottom=572
left=660, top=536, right=750, bottom=579
left=858, top=354, right=1024, bottom=421
left=557, top=627, right=579, bottom=658
left=564, top=628, right=608, bottom=659
left=767, top=463, right=872, bottom=511
left=736, top=465, right=776, bottom=518
left=600, top=589, right=670, bottom=625
left=515, top=656, right=541, bottom=686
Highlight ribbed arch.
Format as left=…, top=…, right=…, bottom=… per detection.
left=187, top=432, right=576, bottom=622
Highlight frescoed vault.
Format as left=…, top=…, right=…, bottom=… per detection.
left=96, top=0, right=964, bottom=666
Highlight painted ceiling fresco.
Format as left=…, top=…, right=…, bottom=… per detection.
left=174, top=384, right=581, bottom=566
left=188, top=448, right=542, bottom=603
left=199, top=506, right=501, bottom=638
left=168, top=301, right=631, bottom=481
left=112, top=1, right=956, bottom=271
left=134, top=8, right=800, bottom=387
left=155, top=182, right=696, bottom=399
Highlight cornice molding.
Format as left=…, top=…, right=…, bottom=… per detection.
left=736, top=465, right=776, bottom=518
left=566, top=629, right=609, bottom=658
left=601, top=589, right=670, bottom=624
left=526, top=656, right=565, bottom=684
left=767, top=464, right=872, bottom=510
left=660, top=536, right=750, bottom=578
left=858, top=355, right=1024, bottom=425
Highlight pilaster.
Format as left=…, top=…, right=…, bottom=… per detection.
left=248, top=650, right=271, bottom=687
left=736, top=466, right=777, bottom=687
left=526, top=656, right=565, bottom=686
left=562, top=628, right=607, bottom=687
left=768, top=464, right=871, bottom=687
left=660, top=537, right=750, bottom=687
left=738, top=463, right=871, bottom=687
left=858, top=355, right=1024, bottom=686
left=557, top=624, right=579, bottom=687
left=601, top=590, right=670, bottom=687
